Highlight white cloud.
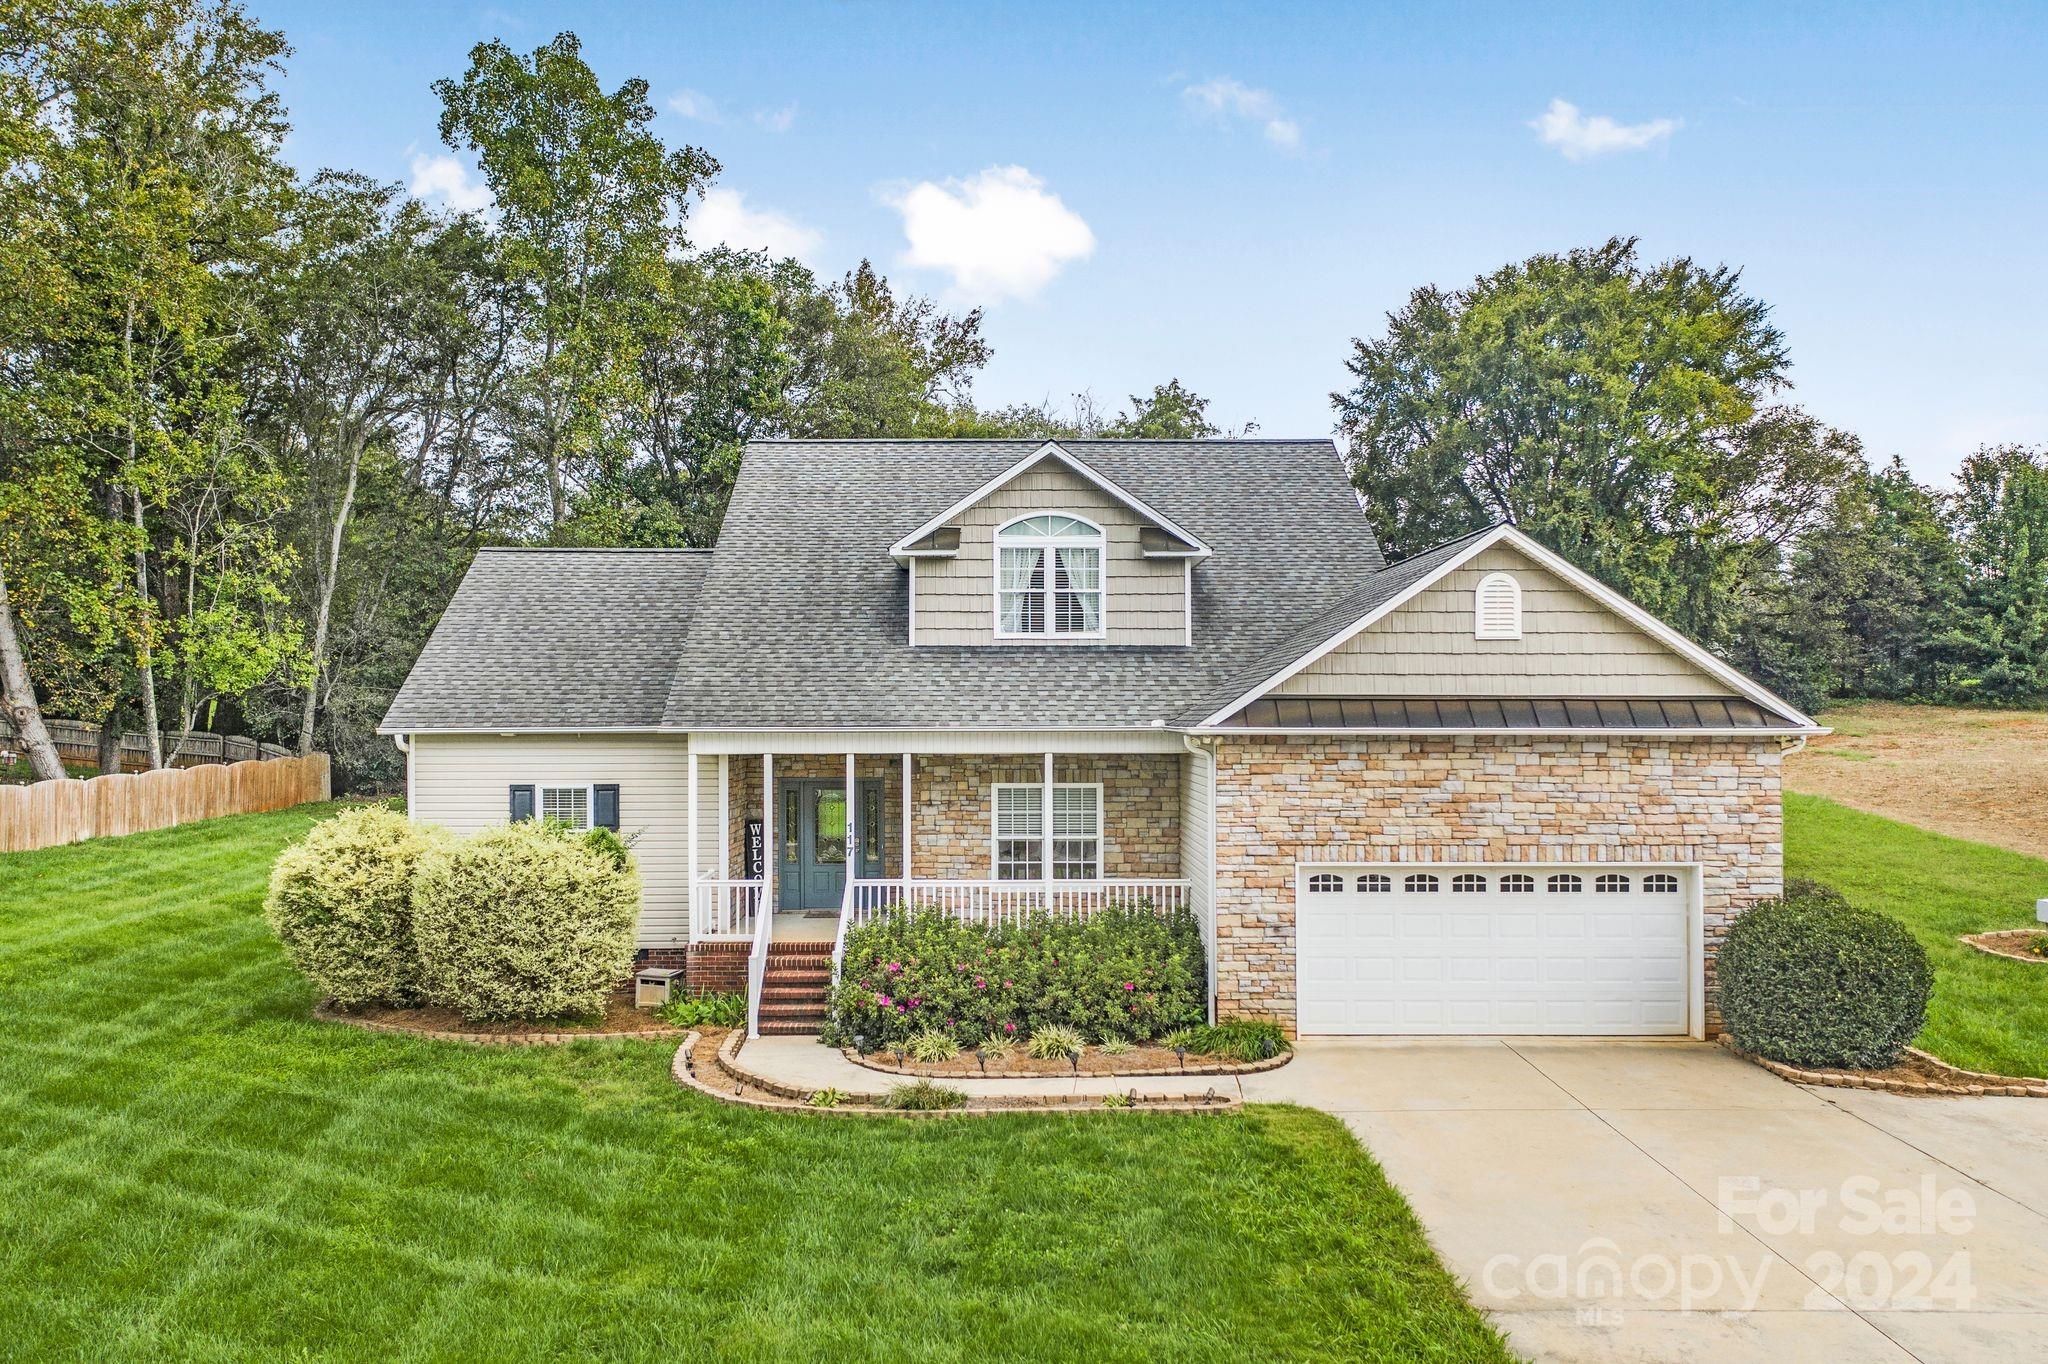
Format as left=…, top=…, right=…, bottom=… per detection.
left=1529, top=98, right=1678, bottom=160
left=1181, top=77, right=1302, bottom=153
left=753, top=103, right=797, bottom=134
left=408, top=152, right=491, bottom=214
left=885, top=165, right=1094, bottom=302
left=668, top=88, right=723, bottom=124
left=690, top=186, right=823, bottom=263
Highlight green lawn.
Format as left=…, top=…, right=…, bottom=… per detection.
left=1787, top=792, right=2048, bottom=1079
left=0, top=805, right=1510, bottom=1363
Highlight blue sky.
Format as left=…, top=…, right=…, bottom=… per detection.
left=264, top=0, right=2048, bottom=484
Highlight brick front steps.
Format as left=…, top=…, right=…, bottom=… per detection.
left=758, top=942, right=831, bottom=1035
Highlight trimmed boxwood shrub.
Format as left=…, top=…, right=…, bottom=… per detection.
left=265, top=805, right=442, bottom=1007
left=412, top=821, right=640, bottom=1022
left=825, top=904, right=1206, bottom=1046
left=1718, top=880, right=1932, bottom=1069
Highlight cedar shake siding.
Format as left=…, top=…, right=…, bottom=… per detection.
left=1274, top=542, right=1728, bottom=700
left=911, top=460, right=1188, bottom=647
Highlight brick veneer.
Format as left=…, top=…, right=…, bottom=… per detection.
left=720, top=752, right=1181, bottom=888
left=682, top=940, right=749, bottom=995
left=1209, top=735, right=1784, bottom=1036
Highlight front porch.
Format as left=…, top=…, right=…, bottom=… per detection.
left=680, top=741, right=1206, bottom=1035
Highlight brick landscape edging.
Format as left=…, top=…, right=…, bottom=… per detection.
left=669, top=1031, right=1242, bottom=1119
left=1720, top=1036, right=2048, bottom=1098
left=842, top=1045, right=1292, bottom=1079
left=315, top=1001, right=683, bottom=1046
left=1959, top=930, right=2048, bottom=965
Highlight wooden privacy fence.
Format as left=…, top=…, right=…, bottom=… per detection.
left=0, top=754, right=331, bottom=854
left=0, top=717, right=289, bottom=771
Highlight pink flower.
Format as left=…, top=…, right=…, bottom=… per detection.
left=885, top=962, right=903, bottom=974
left=876, top=994, right=892, bottom=1007
left=1004, top=1022, right=1017, bottom=1033
left=1003, top=979, right=1013, bottom=988
left=974, top=977, right=987, bottom=989
left=909, top=997, right=921, bottom=1008
left=1123, top=982, right=1136, bottom=991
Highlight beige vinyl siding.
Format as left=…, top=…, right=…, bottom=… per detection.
left=408, top=733, right=715, bottom=948
left=1277, top=543, right=1725, bottom=698
left=913, top=461, right=1186, bottom=646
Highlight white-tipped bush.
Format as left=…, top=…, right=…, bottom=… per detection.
left=266, top=805, right=442, bottom=1007
left=411, top=821, right=640, bottom=1021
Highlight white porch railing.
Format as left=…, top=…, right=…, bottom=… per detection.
left=847, top=877, right=1190, bottom=923
left=691, top=878, right=764, bottom=941
left=830, top=877, right=1192, bottom=990
left=744, top=881, right=773, bottom=1038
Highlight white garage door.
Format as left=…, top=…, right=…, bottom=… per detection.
left=1296, top=865, right=1691, bottom=1036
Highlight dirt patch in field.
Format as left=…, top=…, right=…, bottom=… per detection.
left=1786, top=702, right=2048, bottom=858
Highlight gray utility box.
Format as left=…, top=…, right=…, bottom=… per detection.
left=635, top=966, right=684, bottom=1008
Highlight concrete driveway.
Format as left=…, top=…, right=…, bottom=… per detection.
left=1240, top=1039, right=2048, bottom=1363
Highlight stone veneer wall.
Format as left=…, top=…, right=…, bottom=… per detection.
left=720, top=753, right=1181, bottom=890
left=1209, top=735, right=1783, bottom=1036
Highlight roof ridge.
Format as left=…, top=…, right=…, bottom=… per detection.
left=475, top=546, right=714, bottom=554
left=741, top=437, right=1335, bottom=446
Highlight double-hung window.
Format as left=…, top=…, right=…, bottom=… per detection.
left=993, top=783, right=1102, bottom=880
left=996, top=514, right=1103, bottom=638
left=539, top=784, right=592, bottom=829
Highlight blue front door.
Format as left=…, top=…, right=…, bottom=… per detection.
left=776, top=779, right=884, bottom=910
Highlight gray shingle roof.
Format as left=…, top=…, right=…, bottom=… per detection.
left=662, top=439, right=1386, bottom=728
left=380, top=549, right=709, bottom=730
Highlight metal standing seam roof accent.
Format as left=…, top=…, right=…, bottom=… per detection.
left=1211, top=696, right=1797, bottom=730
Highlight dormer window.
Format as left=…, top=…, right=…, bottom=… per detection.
left=996, top=514, right=1103, bottom=638
left=1473, top=572, right=1522, bottom=639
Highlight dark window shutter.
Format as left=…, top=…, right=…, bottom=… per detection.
left=593, top=784, right=620, bottom=831
left=509, top=784, right=535, bottom=822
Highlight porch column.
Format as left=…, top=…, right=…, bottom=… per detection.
left=845, top=750, right=858, bottom=907
left=761, top=752, right=774, bottom=918
left=718, top=755, right=729, bottom=878
left=686, top=747, right=699, bottom=937
left=900, top=752, right=912, bottom=885
left=1042, top=751, right=1055, bottom=911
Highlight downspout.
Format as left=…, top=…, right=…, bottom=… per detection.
left=392, top=732, right=413, bottom=816
left=1182, top=733, right=1219, bottom=1025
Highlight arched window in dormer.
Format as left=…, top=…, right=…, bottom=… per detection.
left=996, top=514, right=1104, bottom=637
left=1473, top=571, right=1522, bottom=640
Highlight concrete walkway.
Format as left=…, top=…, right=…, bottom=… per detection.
left=741, top=1035, right=2048, bottom=1362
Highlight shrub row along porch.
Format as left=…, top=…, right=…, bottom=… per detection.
left=678, top=747, right=1201, bottom=1036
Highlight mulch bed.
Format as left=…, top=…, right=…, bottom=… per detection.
left=1722, top=1036, right=2048, bottom=1098
left=318, top=990, right=683, bottom=1045
left=845, top=1040, right=1290, bottom=1078
left=1960, top=929, right=2048, bottom=964
left=674, top=1030, right=1243, bottom=1119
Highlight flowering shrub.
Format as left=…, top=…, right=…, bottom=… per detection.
left=824, top=903, right=1205, bottom=1045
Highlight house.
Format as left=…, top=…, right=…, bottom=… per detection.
left=379, top=439, right=1820, bottom=1038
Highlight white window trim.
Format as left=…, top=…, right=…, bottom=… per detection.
left=535, top=781, right=596, bottom=831
left=990, top=780, right=1104, bottom=880
left=991, top=512, right=1108, bottom=641
left=1474, top=571, right=1523, bottom=640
